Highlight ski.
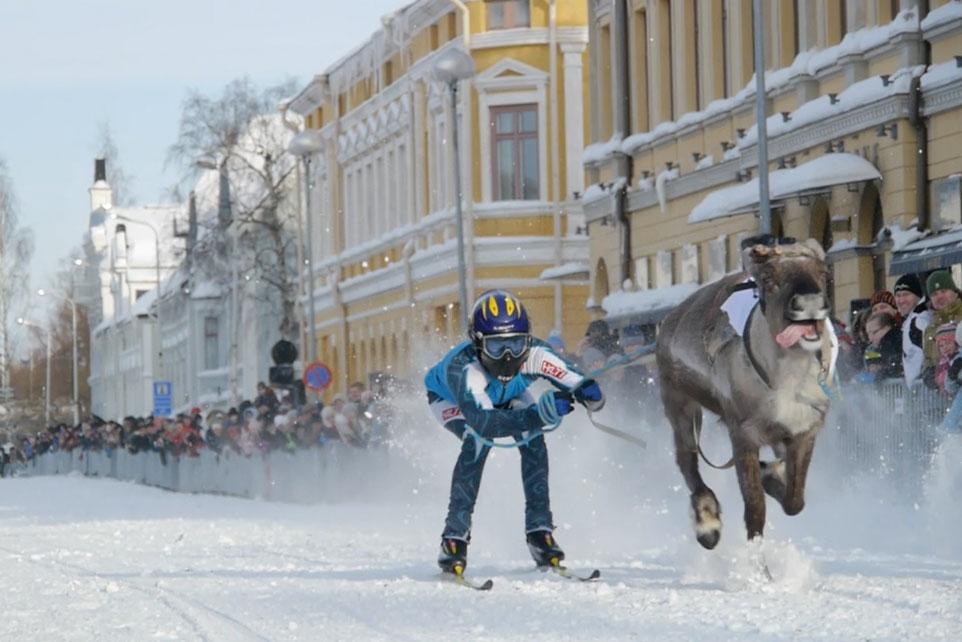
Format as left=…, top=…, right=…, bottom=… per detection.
left=545, top=559, right=601, bottom=582
left=441, top=567, right=494, bottom=591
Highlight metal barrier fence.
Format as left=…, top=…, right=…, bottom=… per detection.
left=15, top=445, right=397, bottom=503
left=8, top=381, right=954, bottom=503
left=819, top=381, right=948, bottom=491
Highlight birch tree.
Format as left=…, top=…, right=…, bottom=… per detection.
left=0, top=158, right=35, bottom=399
left=167, top=77, right=301, bottom=340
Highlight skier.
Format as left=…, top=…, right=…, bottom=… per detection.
left=424, top=290, right=605, bottom=579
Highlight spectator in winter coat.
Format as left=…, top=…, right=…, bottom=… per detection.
left=895, top=273, right=933, bottom=388
left=869, top=289, right=901, bottom=325
left=924, top=322, right=960, bottom=394
left=922, top=270, right=962, bottom=370
left=862, top=312, right=903, bottom=381
left=254, top=382, right=279, bottom=414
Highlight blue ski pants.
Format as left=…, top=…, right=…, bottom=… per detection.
left=429, top=395, right=553, bottom=539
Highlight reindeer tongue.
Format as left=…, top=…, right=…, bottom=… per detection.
left=776, top=323, right=817, bottom=349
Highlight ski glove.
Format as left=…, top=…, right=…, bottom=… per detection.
left=537, top=389, right=574, bottom=426
left=573, top=379, right=605, bottom=412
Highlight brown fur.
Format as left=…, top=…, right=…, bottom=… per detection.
left=656, top=239, right=831, bottom=548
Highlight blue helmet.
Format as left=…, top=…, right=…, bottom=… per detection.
left=469, top=290, right=531, bottom=381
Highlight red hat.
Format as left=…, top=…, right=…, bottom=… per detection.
left=190, top=407, right=202, bottom=416
left=870, top=290, right=896, bottom=310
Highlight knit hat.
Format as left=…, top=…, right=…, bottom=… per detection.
left=870, top=290, right=897, bottom=310
left=893, top=273, right=924, bottom=299
left=935, top=322, right=957, bottom=338
left=926, top=270, right=958, bottom=296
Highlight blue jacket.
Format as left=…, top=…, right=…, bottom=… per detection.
left=424, top=338, right=588, bottom=438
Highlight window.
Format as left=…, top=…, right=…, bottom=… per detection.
left=135, top=289, right=148, bottom=300
left=490, top=104, right=539, bottom=201
left=203, top=316, right=219, bottom=370
left=487, top=0, right=529, bottom=30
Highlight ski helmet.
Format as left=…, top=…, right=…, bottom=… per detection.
left=468, top=290, right=531, bottom=381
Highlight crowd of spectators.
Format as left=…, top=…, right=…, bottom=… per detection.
left=3, top=380, right=392, bottom=473
left=833, top=269, right=962, bottom=400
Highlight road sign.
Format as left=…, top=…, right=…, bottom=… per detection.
left=153, top=381, right=173, bottom=417
left=303, top=362, right=333, bottom=391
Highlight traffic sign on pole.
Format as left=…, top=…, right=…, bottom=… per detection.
left=303, top=362, right=333, bottom=391
left=153, top=381, right=173, bottom=417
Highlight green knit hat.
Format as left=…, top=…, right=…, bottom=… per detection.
left=926, top=270, right=958, bottom=296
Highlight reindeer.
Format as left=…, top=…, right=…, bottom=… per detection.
left=656, top=239, right=834, bottom=548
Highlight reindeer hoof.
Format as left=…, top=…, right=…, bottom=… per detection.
left=697, top=529, right=721, bottom=549
left=691, top=491, right=722, bottom=550
left=760, top=460, right=786, bottom=502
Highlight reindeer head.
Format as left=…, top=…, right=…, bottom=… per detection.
left=747, top=238, right=830, bottom=353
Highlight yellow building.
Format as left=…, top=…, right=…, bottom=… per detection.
left=584, top=1, right=962, bottom=328
left=286, top=0, right=591, bottom=394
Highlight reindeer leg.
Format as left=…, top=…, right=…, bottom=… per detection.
left=732, top=442, right=766, bottom=541
left=668, top=403, right=721, bottom=549
left=781, top=432, right=817, bottom=516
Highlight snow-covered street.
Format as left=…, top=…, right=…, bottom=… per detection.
left=3, top=413, right=961, bottom=641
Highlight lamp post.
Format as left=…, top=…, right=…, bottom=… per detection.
left=432, top=47, right=475, bottom=331
left=288, top=129, right=325, bottom=363
left=38, top=287, right=79, bottom=425
left=17, top=317, right=51, bottom=426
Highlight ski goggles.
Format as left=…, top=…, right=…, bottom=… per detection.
left=481, top=334, right=530, bottom=359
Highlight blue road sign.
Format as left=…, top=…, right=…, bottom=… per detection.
left=153, top=381, right=173, bottom=417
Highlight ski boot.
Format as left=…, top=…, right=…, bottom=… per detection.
left=526, top=530, right=565, bottom=568
left=438, top=537, right=469, bottom=575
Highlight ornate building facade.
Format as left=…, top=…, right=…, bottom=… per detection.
left=583, top=0, right=962, bottom=328
left=288, top=0, right=591, bottom=393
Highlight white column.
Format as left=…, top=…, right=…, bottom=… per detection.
left=562, top=43, right=587, bottom=199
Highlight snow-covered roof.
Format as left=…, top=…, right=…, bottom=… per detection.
left=539, top=262, right=590, bottom=281
left=920, top=58, right=962, bottom=91
left=740, top=65, right=923, bottom=147
left=921, top=1, right=962, bottom=32
left=189, top=280, right=222, bottom=300
left=582, top=134, right=624, bottom=165
left=890, top=225, right=962, bottom=275
left=601, top=283, right=699, bottom=322
left=581, top=177, right=626, bottom=204
left=688, top=153, right=882, bottom=224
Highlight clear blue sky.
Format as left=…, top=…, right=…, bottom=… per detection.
left=0, top=0, right=404, bottom=289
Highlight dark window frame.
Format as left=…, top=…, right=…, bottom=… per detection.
left=490, top=103, right=540, bottom=201
left=486, top=0, right=530, bottom=30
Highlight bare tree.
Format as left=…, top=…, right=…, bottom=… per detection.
left=167, top=77, right=301, bottom=340
left=0, top=158, right=35, bottom=400
left=95, top=121, right=136, bottom=206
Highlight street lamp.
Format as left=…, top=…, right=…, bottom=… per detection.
left=38, top=287, right=79, bottom=425
left=17, top=317, right=51, bottom=426
left=432, top=47, right=475, bottom=331
left=288, top=129, right=325, bottom=363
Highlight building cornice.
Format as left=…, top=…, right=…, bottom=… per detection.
left=739, top=94, right=909, bottom=168
left=923, top=77, right=962, bottom=117
left=470, top=26, right=589, bottom=50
